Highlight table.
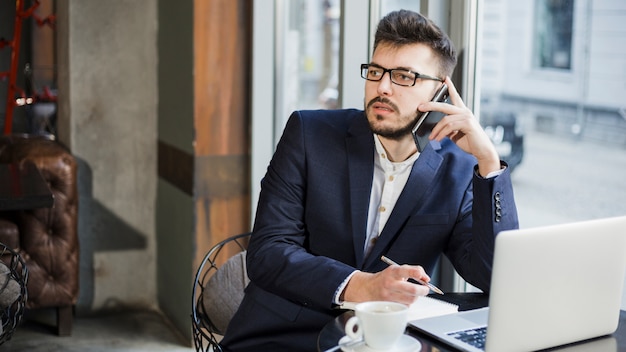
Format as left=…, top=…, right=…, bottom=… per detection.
left=317, top=293, right=626, bottom=351
left=0, top=162, right=54, bottom=210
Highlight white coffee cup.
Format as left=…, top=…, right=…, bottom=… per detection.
left=344, top=301, right=408, bottom=349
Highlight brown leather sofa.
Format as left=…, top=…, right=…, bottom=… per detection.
left=0, top=135, right=79, bottom=336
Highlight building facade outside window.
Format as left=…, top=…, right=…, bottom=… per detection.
left=479, top=0, right=626, bottom=229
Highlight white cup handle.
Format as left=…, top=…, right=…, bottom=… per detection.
left=344, top=316, right=363, bottom=340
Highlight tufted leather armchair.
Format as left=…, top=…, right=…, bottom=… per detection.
left=0, top=135, right=79, bottom=336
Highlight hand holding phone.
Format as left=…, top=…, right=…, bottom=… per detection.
left=411, top=84, right=449, bottom=152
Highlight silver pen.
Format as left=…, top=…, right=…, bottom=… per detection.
left=381, top=255, right=444, bottom=295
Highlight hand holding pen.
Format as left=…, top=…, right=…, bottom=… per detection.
left=381, top=255, right=444, bottom=295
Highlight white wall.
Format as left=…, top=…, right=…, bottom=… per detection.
left=585, top=0, right=626, bottom=108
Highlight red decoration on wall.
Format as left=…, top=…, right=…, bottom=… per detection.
left=1, top=0, right=55, bottom=135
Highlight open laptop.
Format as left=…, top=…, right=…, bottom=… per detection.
left=409, top=216, right=626, bottom=352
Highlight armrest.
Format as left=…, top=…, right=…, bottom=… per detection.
left=0, top=135, right=77, bottom=204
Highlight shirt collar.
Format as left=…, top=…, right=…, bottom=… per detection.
left=373, top=135, right=420, bottom=172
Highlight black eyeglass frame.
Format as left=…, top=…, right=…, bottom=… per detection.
left=360, top=63, right=443, bottom=86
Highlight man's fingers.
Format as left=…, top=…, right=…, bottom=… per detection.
left=443, top=76, right=466, bottom=109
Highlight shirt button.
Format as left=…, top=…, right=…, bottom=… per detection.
left=388, top=175, right=394, bottom=182
left=379, top=206, right=386, bottom=212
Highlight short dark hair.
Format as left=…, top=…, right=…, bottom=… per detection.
left=373, top=10, right=457, bottom=77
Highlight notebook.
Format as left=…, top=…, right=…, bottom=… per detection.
left=407, top=296, right=458, bottom=321
left=409, top=216, right=626, bottom=352
left=340, top=296, right=458, bottom=320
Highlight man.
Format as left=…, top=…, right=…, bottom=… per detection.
left=221, top=10, right=518, bottom=351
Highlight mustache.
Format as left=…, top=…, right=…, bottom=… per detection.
left=366, top=96, right=399, bottom=112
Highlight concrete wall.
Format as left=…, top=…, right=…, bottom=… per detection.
left=58, top=0, right=159, bottom=313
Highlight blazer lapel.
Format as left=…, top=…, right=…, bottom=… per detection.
left=363, top=143, right=444, bottom=269
left=346, top=117, right=375, bottom=269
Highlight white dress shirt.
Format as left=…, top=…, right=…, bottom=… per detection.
left=364, top=135, right=419, bottom=256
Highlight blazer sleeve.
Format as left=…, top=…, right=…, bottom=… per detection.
left=445, top=162, right=519, bottom=292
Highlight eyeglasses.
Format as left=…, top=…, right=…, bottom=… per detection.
left=360, top=64, right=443, bottom=87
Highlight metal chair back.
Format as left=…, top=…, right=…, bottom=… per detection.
left=191, top=233, right=251, bottom=352
left=0, top=243, right=28, bottom=345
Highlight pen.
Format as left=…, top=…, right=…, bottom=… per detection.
left=381, top=255, right=444, bottom=295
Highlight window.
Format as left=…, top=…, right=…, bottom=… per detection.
left=481, top=0, right=626, bottom=305
left=380, top=0, right=421, bottom=17
left=533, top=0, right=574, bottom=70
left=280, top=0, right=341, bottom=112
left=478, top=0, right=626, bottom=228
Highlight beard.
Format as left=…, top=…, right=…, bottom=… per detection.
left=365, top=97, right=419, bottom=140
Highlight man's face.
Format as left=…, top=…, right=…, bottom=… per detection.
left=364, top=42, right=443, bottom=140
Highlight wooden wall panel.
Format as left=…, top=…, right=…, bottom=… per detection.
left=194, top=196, right=250, bottom=269
left=194, top=0, right=251, bottom=156
left=193, top=0, right=252, bottom=261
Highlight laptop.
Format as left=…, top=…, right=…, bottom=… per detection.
left=409, top=216, right=626, bottom=352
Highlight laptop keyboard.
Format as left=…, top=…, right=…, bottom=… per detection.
left=447, top=326, right=487, bottom=350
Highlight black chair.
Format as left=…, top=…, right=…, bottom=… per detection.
left=0, top=242, right=28, bottom=345
left=192, top=233, right=251, bottom=352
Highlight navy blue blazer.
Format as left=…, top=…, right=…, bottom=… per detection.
left=221, top=109, right=518, bottom=351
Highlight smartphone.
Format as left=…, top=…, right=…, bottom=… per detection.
left=411, top=84, right=449, bottom=152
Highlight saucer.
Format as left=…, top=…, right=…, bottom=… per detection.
left=339, top=335, right=421, bottom=352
